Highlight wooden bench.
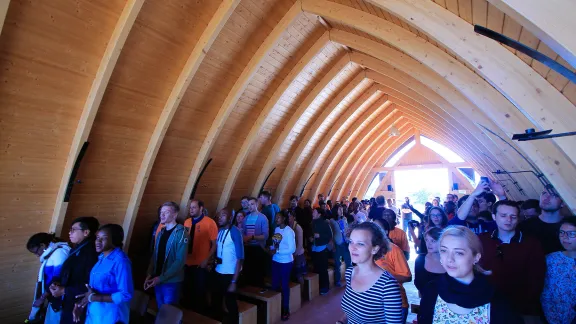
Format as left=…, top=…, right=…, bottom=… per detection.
left=288, top=282, right=301, bottom=313
left=238, top=300, right=258, bottom=324
left=303, top=273, right=319, bottom=301
left=237, top=286, right=281, bottom=324
left=182, top=309, right=221, bottom=324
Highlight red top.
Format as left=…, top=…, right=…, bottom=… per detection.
left=478, top=230, right=546, bottom=316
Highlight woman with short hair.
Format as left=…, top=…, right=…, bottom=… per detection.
left=337, top=222, right=403, bottom=324
left=414, top=227, right=445, bottom=294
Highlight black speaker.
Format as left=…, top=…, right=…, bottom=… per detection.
left=452, top=183, right=459, bottom=190
left=387, top=185, right=393, bottom=191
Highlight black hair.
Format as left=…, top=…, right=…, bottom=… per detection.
left=349, top=221, right=390, bottom=260
left=351, top=197, right=358, bottom=202
left=319, top=200, right=326, bottom=206
left=26, top=233, right=62, bottom=251
left=424, top=227, right=443, bottom=241
left=289, top=195, right=299, bottom=202
left=520, top=199, right=541, bottom=214
left=560, top=216, right=576, bottom=228
left=478, top=191, right=497, bottom=205
left=492, top=200, right=520, bottom=215
left=259, top=191, right=272, bottom=200
left=241, top=196, right=250, bottom=201
left=71, top=217, right=100, bottom=238
left=427, top=206, right=448, bottom=228
left=444, top=201, right=456, bottom=214
left=314, top=207, right=325, bottom=218
left=457, top=195, right=479, bottom=208
left=304, top=199, right=312, bottom=204
left=190, top=199, right=204, bottom=208
left=278, top=209, right=291, bottom=226
left=375, top=195, right=385, bottom=206
left=162, top=201, right=180, bottom=213
left=98, top=224, right=125, bottom=249
left=248, top=196, right=258, bottom=203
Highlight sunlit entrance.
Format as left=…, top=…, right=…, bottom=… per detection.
left=395, top=168, right=450, bottom=211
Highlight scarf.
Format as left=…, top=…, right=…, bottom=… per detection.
left=188, top=215, right=204, bottom=254
left=437, top=272, right=494, bottom=309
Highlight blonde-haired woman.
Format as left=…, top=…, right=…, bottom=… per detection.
left=418, top=226, right=521, bottom=324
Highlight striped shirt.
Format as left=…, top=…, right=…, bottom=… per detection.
left=341, top=267, right=403, bottom=324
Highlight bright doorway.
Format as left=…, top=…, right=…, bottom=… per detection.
left=395, top=168, right=450, bottom=212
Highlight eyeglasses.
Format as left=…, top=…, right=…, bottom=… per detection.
left=69, top=227, right=83, bottom=233
left=559, top=230, right=576, bottom=238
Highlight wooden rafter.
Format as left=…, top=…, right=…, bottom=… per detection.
left=216, top=31, right=330, bottom=210
left=301, top=1, right=576, bottom=210
left=289, top=84, right=384, bottom=205
left=180, top=1, right=302, bottom=213
left=0, top=0, right=10, bottom=37
left=50, top=0, right=145, bottom=235
left=365, top=0, right=576, bottom=160
left=122, top=0, right=240, bottom=249
left=486, top=0, right=576, bottom=68
left=251, top=53, right=353, bottom=198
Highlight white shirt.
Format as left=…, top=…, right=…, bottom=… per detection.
left=271, top=226, right=296, bottom=263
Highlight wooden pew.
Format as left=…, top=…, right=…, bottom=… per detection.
left=237, top=286, right=281, bottom=324
left=238, top=300, right=258, bottom=324
left=288, top=282, right=301, bottom=313
left=182, top=309, right=221, bottom=324
left=303, top=273, right=319, bottom=301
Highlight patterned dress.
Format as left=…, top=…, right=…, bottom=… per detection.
left=541, top=252, right=576, bottom=324
left=432, top=296, right=490, bottom=323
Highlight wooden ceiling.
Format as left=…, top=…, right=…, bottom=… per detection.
left=1, top=0, right=575, bottom=319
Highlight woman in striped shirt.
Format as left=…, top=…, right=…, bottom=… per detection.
left=338, top=222, right=403, bottom=324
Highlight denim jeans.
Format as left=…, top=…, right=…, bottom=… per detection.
left=155, top=282, right=181, bottom=311
left=272, top=261, right=293, bottom=310
left=333, top=243, right=352, bottom=285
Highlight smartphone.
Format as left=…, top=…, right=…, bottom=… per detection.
left=480, top=176, right=490, bottom=184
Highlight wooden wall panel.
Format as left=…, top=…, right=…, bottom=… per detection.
left=0, top=0, right=125, bottom=320
left=63, top=0, right=223, bottom=234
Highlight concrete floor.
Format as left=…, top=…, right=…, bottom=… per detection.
left=286, top=245, right=420, bottom=324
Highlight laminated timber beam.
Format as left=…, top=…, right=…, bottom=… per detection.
left=250, top=53, right=354, bottom=199
left=300, top=0, right=576, bottom=211
left=266, top=68, right=367, bottom=205
left=351, top=51, right=537, bottom=192
left=50, top=0, right=144, bottom=235
left=309, top=111, right=404, bottom=203
left=364, top=0, right=576, bottom=161
left=0, top=1, right=9, bottom=37
left=216, top=31, right=331, bottom=210
left=295, top=96, right=397, bottom=203
left=180, top=1, right=302, bottom=214
left=486, top=0, right=576, bottom=68
left=287, top=85, right=386, bottom=206
left=371, top=163, right=473, bottom=172
left=122, top=0, right=240, bottom=249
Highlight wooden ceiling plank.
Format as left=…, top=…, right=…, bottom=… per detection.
left=303, top=0, right=576, bottom=211
left=471, top=0, right=487, bottom=26
left=0, top=0, right=10, bottom=37
left=250, top=53, right=352, bottom=197
left=49, top=0, right=145, bottom=235
left=458, top=0, right=473, bottom=24
left=121, top=0, right=240, bottom=248
left=487, top=0, right=576, bottom=68
left=179, top=1, right=302, bottom=213
left=215, top=31, right=330, bottom=210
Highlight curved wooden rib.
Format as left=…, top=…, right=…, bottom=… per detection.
left=251, top=53, right=353, bottom=198
left=0, top=1, right=10, bottom=37
left=216, top=31, right=330, bottom=210
left=122, top=0, right=240, bottom=248
left=179, top=2, right=302, bottom=213
left=271, top=69, right=367, bottom=203
left=292, top=84, right=386, bottom=204
left=50, top=0, right=144, bottom=235
left=366, top=0, right=576, bottom=159
left=301, top=1, right=576, bottom=210
left=310, top=107, right=402, bottom=203
left=487, top=0, right=576, bottom=68
left=352, top=53, right=538, bottom=197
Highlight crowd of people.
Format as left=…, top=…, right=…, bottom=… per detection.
left=25, top=180, right=575, bottom=324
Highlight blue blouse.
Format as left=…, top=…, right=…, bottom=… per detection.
left=86, top=248, right=134, bottom=324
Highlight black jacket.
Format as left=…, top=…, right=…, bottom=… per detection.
left=418, top=273, right=522, bottom=324
left=57, top=238, right=99, bottom=324
left=312, top=218, right=333, bottom=247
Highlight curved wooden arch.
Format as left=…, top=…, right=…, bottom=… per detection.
left=253, top=66, right=367, bottom=204
left=249, top=53, right=353, bottom=198
left=487, top=0, right=576, bottom=68
left=121, top=0, right=240, bottom=248
left=365, top=0, right=576, bottom=158
left=301, top=1, right=576, bottom=211
left=289, top=85, right=387, bottom=205
left=50, top=0, right=144, bottom=235
left=179, top=2, right=302, bottom=213
left=309, top=108, right=404, bottom=203
left=215, top=31, right=330, bottom=210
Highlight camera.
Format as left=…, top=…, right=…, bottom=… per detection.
left=215, top=257, right=223, bottom=265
